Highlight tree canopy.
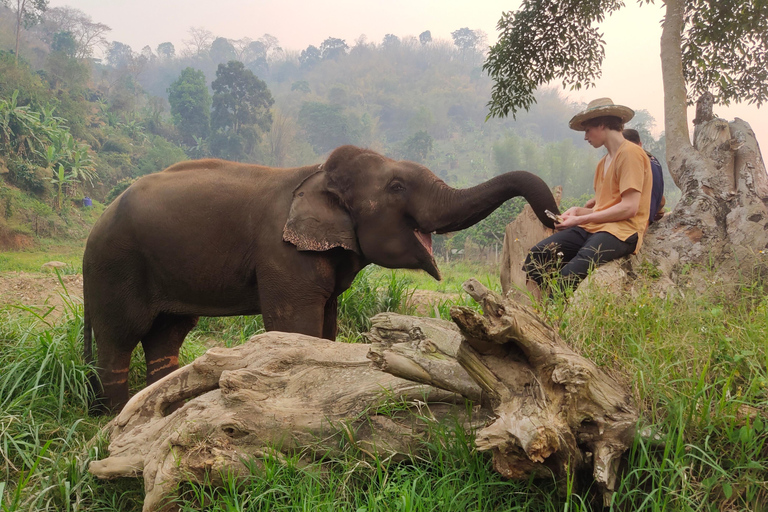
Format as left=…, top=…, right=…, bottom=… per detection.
left=320, top=37, right=348, bottom=60
left=168, top=67, right=211, bottom=148
left=298, top=101, right=356, bottom=154
left=682, top=0, right=768, bottom=106
left=484, top=0, right=768, bottom=119
left=41, top=6, right=110, bottom=59
left=210, top=60, right=274, bottom=160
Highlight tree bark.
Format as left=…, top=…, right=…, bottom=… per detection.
left=14, top=0, right=24, bottom=64
left=90, top=283, right=638, bottom=510
left=639, top=0, right=768, bottom=283
left=500, top=186, right=561, bottom=300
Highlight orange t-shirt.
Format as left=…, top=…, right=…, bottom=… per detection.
left=581, top=141, right=653, bottom=253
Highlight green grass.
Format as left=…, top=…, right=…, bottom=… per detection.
left=0, top=266, right=766, bottom=511
left=369, top=260, right=503, bottom=294
left=0, top=241, right=86, bottom=273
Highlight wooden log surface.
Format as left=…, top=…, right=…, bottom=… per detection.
left=500, top=186, right=561, bottom=300
left=89, top=331, right=487, bottom=512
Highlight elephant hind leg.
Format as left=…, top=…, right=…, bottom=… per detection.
left=93, top=340, right=135, bottom=415
left=142, top=314, right=199, bottom=385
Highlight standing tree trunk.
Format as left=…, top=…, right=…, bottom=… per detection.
left=643, top=0, right=768, bottom=282
left=13, top=0, right=24, bottom=64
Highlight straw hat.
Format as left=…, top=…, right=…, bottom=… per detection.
left=568, top=98, right=634, bottom=131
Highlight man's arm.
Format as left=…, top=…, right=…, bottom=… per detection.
left=562, top=205, right=593, bottom=217
left=557, top=189, right=641, bottom=229
left=561, top=197, right=597, bottom=217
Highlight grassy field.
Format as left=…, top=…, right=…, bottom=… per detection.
left=0, top=240, right=85, bottom=273
left=0, top=262, right=766, bottom=511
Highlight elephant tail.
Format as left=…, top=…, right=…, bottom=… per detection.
left=83, top=303, right=93, bottom=365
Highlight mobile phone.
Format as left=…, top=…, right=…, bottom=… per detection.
left=545, top=209, right=563, bottom=224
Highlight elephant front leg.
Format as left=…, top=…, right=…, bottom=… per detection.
left=142, top=314, right=199, bottom=385
left=94, top=346, right=134, bottom=414
left=322, top=297, right=339, bottom=340
left=260, top=288, right=329, bottom=339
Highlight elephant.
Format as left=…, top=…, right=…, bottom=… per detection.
left=82, top=145, right=559, bottom=412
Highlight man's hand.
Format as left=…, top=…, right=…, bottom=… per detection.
left=556, top=210, right=586, bottom=230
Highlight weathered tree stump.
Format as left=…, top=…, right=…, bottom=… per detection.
left=500, top=186, right=562, bottom=301
left=640, top=115, right=768, bottom=286
left=90, top=280, right=638, bottom=510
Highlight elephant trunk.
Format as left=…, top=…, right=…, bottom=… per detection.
left=418, top=171, right=559, bottom=234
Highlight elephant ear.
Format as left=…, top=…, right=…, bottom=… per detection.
left=283, top=170, right=360, bottom=253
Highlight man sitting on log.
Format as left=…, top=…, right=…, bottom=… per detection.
left=524, top=98, right=653, bottom=297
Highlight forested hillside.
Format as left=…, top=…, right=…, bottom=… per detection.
left=0, top=3, right=671, bottom=254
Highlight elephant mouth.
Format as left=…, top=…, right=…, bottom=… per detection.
left=415, top=230, right=433, bottom=255
left=414, top=230, right=441, bottom=280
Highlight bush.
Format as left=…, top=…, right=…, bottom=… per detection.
left=105, top=178, right=137, bottom=204
left=99, top=138, right=132, bottom=153
left=133, top=136, right=187, bottom=177
left=7, top=161, right=49, bottom=195
left=337, top=266, right=415, bottom=340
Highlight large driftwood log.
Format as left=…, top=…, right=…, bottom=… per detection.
left=365, top=313, right=484, bottom=402
left=370, top=281, right=638, bottom=505
left=90, top=282, right=638, bottom=510
left=450, top=279, right=637, bottom=505
left=89, top=332, right=485, bottom=512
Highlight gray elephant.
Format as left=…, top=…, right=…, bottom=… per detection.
left=83, top=145, right=558, bottom=412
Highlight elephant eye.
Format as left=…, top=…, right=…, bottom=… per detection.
left=389, top=180, right=406, bottom=192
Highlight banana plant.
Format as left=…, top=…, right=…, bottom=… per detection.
left=0, top=91, right=45, bottom=157
left=50, top=164, right=71, bottom=211
left=67, top=146, right=98, bottom=187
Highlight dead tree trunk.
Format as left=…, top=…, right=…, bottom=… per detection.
left=368, top=284, right=639, bottom=504
left=642, top=109, right=768, bottom=283
left=500, top=186, right=561, bottom=301
left=90, top=283, right=638, bottom=510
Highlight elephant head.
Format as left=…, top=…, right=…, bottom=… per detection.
left=283, top=145, right=558, bottom=279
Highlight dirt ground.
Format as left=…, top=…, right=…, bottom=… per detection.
left=0, top=271, right=84, bottom=319
left=0, top=271, right=458, bottom=321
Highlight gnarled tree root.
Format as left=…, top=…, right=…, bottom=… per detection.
left=368, top=281, right=638, bottom=505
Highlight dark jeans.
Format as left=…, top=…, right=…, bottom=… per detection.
left=523, top=226, right=638, bottom=293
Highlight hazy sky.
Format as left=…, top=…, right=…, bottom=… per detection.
left=47, top=0, right=767, bottom=152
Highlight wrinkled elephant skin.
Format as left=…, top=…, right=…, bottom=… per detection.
left=83, top=145, right=559, bottom=412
